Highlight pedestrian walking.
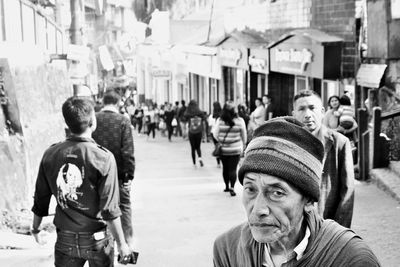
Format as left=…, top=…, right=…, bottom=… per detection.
left=323, top=95, right=341, bottom=130
left=247, top=98, right=265, bottom=143
left=212, top=102, right=247, bottom=196
left=184, top=100, right=206, bottom=167
left=178, top=100, right=187, bottom=139
left=209, top=101, right=222, bottom=167
left=31, top=97, right=132, bottom=266
left=92, top=90, right=136, bottom=250
left=213, top=117, right=380, bottom=267
left=145, top=104, right=157, bottom=140
left=292, top=90, right=354, bottom=228
left=262, top=94, right=274, bottom=121
left=238, top=104, right=250, bottom=129
left=134, top=103, right=144, bottom=135
left=164, top=103, right=176, bottom=142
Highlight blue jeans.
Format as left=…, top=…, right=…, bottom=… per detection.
left=54, top=229, right=114, bottom=267
left=119, top=180, right=133, bottom=243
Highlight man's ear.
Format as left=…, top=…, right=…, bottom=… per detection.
left=304, top=198, right=315, bottom=213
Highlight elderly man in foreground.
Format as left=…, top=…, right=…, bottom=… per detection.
left=213, top=117, right=380, bottom=267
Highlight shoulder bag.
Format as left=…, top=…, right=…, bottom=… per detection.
left=212, top=125, right=232, bottom=157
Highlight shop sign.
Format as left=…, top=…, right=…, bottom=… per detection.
left=152, top=67, right=171, bottom=79
left=275, top=48, right=313, bottom=72
left=67, top=44, right=90, bottom=62
left=249, top=56, right=268, bottom=73
left=219, top=48, right=242, bottom=67
left=270, top=43, right=324, bottom=78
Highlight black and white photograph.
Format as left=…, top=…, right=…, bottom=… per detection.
left=0, top=0, right=400, bottom=266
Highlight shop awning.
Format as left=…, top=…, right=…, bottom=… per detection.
left=356, top=64, right=387, bottom=88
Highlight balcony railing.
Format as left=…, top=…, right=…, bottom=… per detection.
left=0, top=0, right=65, bottom=54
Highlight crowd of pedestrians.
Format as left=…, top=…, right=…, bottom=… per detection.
left=29, top=83, right=382, bottom=266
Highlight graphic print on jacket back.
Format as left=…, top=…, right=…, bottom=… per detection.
left=189, top=116, right=203, bottom=134
left=56, top=162, right=84, bottom=209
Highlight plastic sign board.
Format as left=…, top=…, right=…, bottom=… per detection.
left=67, top=44, right=90, bottom=62
left=99, top=45, right=114, bottom=71
left=356, top=64, right=387, bottom=88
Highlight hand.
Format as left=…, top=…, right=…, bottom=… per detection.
left=31, top=231, right=46, bottom=245
left=117, top=242, right=132, bottom=264
left=336, top=126, right=345, bottom=134
left=122, top=179, right=132, bottom=190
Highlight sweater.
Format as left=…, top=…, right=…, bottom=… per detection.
left=213, top=117, right=247, bottom=156
left=213, top=208, right=380, bottom=267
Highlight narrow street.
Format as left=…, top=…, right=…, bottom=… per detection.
left=1, top=132, right=400, bottom=266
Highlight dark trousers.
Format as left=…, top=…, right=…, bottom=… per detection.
left=147, top=122, right=156, bottom=138
left=119, top=180, right=133, bottom=243
left=55, top=229, right=114, bottom=267
left=189, top=132, right=202, bottom=164
left=136, top=118, right=143, bottom=133
left=220, top=155, right=241, bottom=189
left=166, top=124, right=173, bottom=140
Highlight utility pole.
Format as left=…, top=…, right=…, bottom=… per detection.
left=70, top=0, right=84, bottom=45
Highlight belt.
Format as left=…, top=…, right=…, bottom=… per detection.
left=56, top=228, right=108, bottom=240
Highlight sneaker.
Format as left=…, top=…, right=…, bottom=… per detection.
left=199, top=159, right=204, bottom=167
left=229, top=189, right=236, bottom=197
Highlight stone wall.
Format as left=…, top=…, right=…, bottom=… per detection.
left=311, top=0, right=357, bottom=78
left=0, top=43, right=71, bottom=225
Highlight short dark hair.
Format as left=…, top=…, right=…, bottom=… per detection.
left=339, top=95, right=351, bottom=106
left=62, top=97, right=94, bottom=134
left=293, top=90, right=321, bottom=104
left=181, top=100, right=185, bottom=106
left=103, top=90, right=121, bottom=105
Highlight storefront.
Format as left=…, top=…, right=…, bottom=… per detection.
left=182, top=45, right=221, bottom=114
left=219, top=39, right=249, bottom=107
left=269, top=29, right=343, bottom=114
left=249, top=47, right=269, bottom=111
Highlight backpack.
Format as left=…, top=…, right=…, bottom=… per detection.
left=189, top=116, right=203, bottom=134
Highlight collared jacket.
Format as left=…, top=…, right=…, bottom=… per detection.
left=32, top=136, right=122, bottom=233
left=213, top=209, right=380, bottom=267
left=92, top=107, right=135, bottom=181
left=315, top=126, right=354, bottom=228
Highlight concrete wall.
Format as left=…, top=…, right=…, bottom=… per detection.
left=0, top=43, right=71, bottom=222
left=311, top=0, right=357, bottom=78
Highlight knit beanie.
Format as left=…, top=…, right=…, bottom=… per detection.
left=238, top=117, right=324, bottom=201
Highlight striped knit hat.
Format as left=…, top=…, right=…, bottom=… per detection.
left=238, top=117, right=324, bottom=201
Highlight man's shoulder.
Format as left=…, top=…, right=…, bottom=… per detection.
left=214, top=222, right=249, bottom=247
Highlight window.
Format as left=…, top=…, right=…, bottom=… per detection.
left=4, top=0, right=22, bottom=42
left=36, top=15, right=46, bottom=50
left=295, top=75, right=308, bottom=94
left=47, top=22, right=56, bottom=53
left=22, top=4, right=35, bottom=45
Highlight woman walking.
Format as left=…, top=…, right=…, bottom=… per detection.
left=164, top=103, right=176, bottom=141
left=213, top=102, right=247, bottom=196
left=208, top=101, right=222, bottom=167
left=184, top=100, right=206, bottom=167
left=323, top=95, right=341, bottom=130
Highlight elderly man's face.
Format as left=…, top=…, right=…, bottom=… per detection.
left=242, top=172, right=309, bottom=244
left=292, top=95, right=325, bottom=133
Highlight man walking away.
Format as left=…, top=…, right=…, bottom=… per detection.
left=31, top=97, right=131, bottom=266
left=178, top=100, right=187, bottom=139
left=92, top=90, right=136, bottom=249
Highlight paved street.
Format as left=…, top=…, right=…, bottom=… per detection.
left=1, top=132, right=400, bottom=266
